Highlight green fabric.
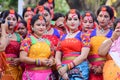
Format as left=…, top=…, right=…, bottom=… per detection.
left=30, top=36, right=37, bottom=45
left=15, top=32, right=21, bottom=42
left=30, top=36, right=50, bottom=46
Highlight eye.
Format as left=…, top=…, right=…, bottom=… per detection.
left=67, top=18, right=72, bottom=21
left=36, top=24, right=41, bottom=26
left=42, top=24, right=46, bottom=26
left=13, top=18, right=17, bottom=21
left=44, top=13, right=48, bottom=17
left=24, top=15, right=28, bottom=17
left=83, top=20, right=87, bottom=23
left=104, top=15, right=108, bottom=18
left=99, top=14, right=103, bottom=17
left=74, top=18, right=78, bottom=21
left=89, top=20, right=93, bottom=23
left=7, top=17, right=11, bottom=20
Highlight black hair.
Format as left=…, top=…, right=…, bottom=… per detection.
left=19, top=19, right=27, bottom=28
left=52, top=12, right=64, bottom=21
left=97, top=5, right=114, bottom=20
left=66, top=9, right=81, bottom=21
left=82, top=11, right=96, bottom=22
left=36, top=6, right=51, bottom=15
left=2, top=10, right=18, bottom=21
left=38, top=0, right=55, bottom=8
left=113, top=18, right=120, bottom=30
left=31, top=14, right=46, bottom=27
left=22, top=7, right=34, bottom=18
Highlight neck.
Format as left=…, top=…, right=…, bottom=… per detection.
left=33, top=33, right=42, bottom=39
left=7, top=29, right=14, bottom=34
left=69, top=28, right=78, bottom=33
left=47, top=24, right=51, bottom=31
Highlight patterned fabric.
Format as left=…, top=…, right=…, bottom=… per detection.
left=88, top=29, right=113, bottom=80
left=20, top=34, right=54, bottom=80
left=103, top=37, right=120, bottom=80
left=4, top=33, right=22, bottom=80
left=58, top=31, right=90, bottom=80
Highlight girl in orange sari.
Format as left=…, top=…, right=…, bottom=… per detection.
left=88, top=5, right=114, bottom=80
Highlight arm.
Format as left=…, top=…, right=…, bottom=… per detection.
left=0, top=23, right=9, bottom=51
left=20, top=51, right=36, bottom=64
left=99, top=29, right=120, bottom=56
left=98, top=39, right=113, bottom=56
left=55, top=50, right=62, bottom=65
left=73, top=47, right=90, bottom=65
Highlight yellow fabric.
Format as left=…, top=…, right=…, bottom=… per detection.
left=89, top=36, right=107, bottom=55
left=4, top=65, right=22, bottom=80
left=103, top=60, right=120, bottom=80
left=29, top=42, right=51, bottom=59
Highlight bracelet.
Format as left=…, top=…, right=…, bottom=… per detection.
left=35, top=59, right=41, bottom=66
left=56, top=64, right=62, bottom=70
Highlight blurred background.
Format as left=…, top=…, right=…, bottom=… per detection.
left=0, top=0, right=120, bottom=17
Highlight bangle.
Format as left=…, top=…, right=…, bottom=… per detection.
left=35, top=59, right=41, bottom=66
left=56, top=64, right=62, bottom=70
left=72, top=61, right=76, bottom=67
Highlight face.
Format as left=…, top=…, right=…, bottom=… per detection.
left=5, top=14, right=17, bottom=29
left=38, top=10, right=51, bottom=25
left=56, top=17, right=65, bottom=28
left=0, top=26, right=1, bottom=36
left=24, top=11, right=34, bottom=22
left=17, top=23, right=27, bottom=37
left=43, top=2, right=54, bottom=18
left=97, top=11, right=110, bottom=27
left=33, top=19, right=46, bottom=36
left=115, top=22, right=120, bottom=30
left=66, top=13, right=80, bottom=30
left=82, top=16, right=94, bottom=30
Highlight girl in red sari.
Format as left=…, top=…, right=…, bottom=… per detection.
left=2, top=9, right=22, bottom=80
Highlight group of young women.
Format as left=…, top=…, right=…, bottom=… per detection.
left=0, top=0, right=120, bottom=80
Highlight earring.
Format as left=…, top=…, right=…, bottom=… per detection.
left=32, top=28, right=34, bottom=31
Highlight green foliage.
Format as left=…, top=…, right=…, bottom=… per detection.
left=54, top=0, right=70, bottom=15
left=0, top=0, right=18, bottom=12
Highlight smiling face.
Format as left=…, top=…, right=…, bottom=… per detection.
left=97, top=11, right=110, bottom=27
left=66, top=13, right=80, bottom=31
left=33, top=19, right=46, bottom=36
left=5, top=14, right=17, bottom=30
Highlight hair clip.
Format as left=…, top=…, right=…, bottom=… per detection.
left=38, top=6, right=44, bottom=12
left=9, top=9, right=15, bottom=14
left=39, top=16, right=43, bottom=20
left=27, top=7, right=31, bottom=11
left=101, top=7, right=106, bottom=11
left=86, top=12, right=91, bottom=16
left=70, top=9, right=76, bottom=14
left=48, top=0, right=53, bottom=3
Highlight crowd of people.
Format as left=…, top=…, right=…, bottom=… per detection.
left=0, top=0, right=120, bottom=80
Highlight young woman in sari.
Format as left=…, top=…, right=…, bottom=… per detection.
left=99, top=18, right=120, bottom=80
left=20, top=14, right=55, bottom=80
left=0, top=22, right=9, bottom=79
left=2, top=9, right=22, bottom=80
left=88, top=5, right=114, bottom=80
left=55, top=9, right=90, bottom=80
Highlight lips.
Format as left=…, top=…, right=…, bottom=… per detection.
left=71, top=24, right=75, bottom=26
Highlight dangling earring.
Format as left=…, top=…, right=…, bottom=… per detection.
left=32, top=28, right=34, bottom=31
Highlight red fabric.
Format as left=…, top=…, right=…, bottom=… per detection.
left=5, top=40, right=20, bottom=57
left=89, top=71, right=103, bottom=80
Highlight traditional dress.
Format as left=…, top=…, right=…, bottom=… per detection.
left=20, top=34, right=54, bottom=80
left=103, top=37, right=120, bottom=80
left=88, top=29, right=113, bottom=80
left=58, top=31, right=90, bottom=80
left=4, top=33, right=22, bottom=80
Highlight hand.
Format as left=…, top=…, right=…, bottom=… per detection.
left=41, top=59, right=49, bottom=66
left=47, top=58, right=55, bottom=67
left=93, top=65, right=103, bottom=74
left=62, top=73, right=69, bottom=80
left=10, top=58, right=20, bottom=66
left=111, top=29, right=120, bottom=41
left=58, top=66, right=67, bottom=76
